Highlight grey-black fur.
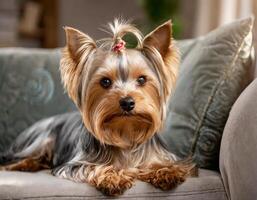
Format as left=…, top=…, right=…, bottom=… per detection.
left=0, top=112, right=174, bottom=174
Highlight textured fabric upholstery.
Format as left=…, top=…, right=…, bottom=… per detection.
left=2, top=18, right=256, bottom=199
left=0, top=169, right=227, bottom=200
left=220, top=78, right=257, bottom=200
left=0, top=45, right=228, bottom=200
left=0, top=48, right=76, bottom=152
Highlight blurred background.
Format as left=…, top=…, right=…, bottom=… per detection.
left=0, top=0, right=256, bottom=48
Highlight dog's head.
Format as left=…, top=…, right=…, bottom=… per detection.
left=60, top=19, right=179, bottom=148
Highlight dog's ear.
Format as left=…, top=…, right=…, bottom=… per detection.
left=142, top=20, right=179, bottom=112
left=143, top=20, right=172, bottom=59
left=61, top=27, right=96, bottom=107
left=64, top=27, right=96, bottom=62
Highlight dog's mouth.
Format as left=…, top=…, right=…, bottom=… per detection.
left=103, top=112, right=152, bottom=124
left=98, top=112, right=158, bottom=148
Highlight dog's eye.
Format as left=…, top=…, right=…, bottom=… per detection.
left=100, top=77, right=112, bottom=89
left=137, top=76, right=147, bottom=86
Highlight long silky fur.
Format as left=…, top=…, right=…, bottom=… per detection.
left=0, top=19, right=192, bottom=196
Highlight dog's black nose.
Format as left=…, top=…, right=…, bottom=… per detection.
left=119, top=97, right=135, bottom=111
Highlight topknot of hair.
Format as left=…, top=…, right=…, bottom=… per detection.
left=98, top=18, right=143, bottom=50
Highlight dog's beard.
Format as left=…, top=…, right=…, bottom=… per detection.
left=101, top=112, right=156, bottom=148
left=79, top=78, right=163, bottom=149
left=82, top=102, right=161, bottom=149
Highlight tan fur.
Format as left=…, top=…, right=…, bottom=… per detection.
left=0, top=157, right=50, bottom=172
left=0, top=138, right=53, bottom=171
left=60, top=19, right=179, bottom=148
left=56, top=141, right=193, bottom=196
left=58, top=19, right=189, bottom=195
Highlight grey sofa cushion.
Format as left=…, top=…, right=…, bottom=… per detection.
left=220, top=78, right=257, bottom=200
left=0, top=169, right=227, bottom=200
left=0, top=48, right=75, bottom=152
left=162, top=17, right=255, bottom=169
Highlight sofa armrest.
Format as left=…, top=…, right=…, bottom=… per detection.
left=220, top=78, right=257, bottom=200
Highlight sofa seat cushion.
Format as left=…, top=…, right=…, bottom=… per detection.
left=0, top=169, right=227, bottom=200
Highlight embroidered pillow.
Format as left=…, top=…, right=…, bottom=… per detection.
left=162, top=17, right=255, bottom=169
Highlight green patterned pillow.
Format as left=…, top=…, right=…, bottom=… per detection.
left=0, top=48, right=76, bottom=152
left=162, top=17, right=255, bottom=169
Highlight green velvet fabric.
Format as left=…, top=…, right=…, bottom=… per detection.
left=0, top=48, right=76, bottom=152
left=162, top=17, right=255, bottom=169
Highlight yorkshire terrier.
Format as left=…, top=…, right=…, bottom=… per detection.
left=0, top=19, right=193, bottom=196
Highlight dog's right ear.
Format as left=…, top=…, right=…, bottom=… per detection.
left=61, top=27, right=96, bottom=107
left=64, top=27, right=96, bottom=62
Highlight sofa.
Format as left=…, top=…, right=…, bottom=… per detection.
left=0, top=19, right=256, bottom=200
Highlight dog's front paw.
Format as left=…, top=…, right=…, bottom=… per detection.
left=151, top=166, right=188, bottom=190
left=96, top=169, right=135, bottom=196
left=138, top=165, right=190, bottom=190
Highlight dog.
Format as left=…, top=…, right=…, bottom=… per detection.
left=0, top=19, right=193, bottom=196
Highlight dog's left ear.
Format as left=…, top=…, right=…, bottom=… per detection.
left=142, top=20, right=179, bottom=110
left=143, top=20, right=172, bottom=59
